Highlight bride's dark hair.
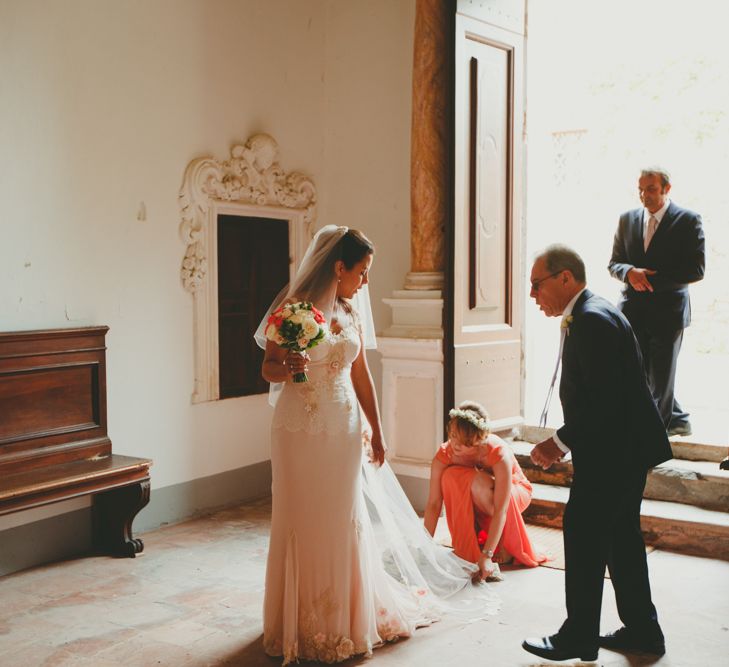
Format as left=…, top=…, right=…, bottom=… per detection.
left=340, top=229, right=374, bottom=268
left=291, top=229, right=374, bottom=313
left=337, top=230, right=374, bottom=315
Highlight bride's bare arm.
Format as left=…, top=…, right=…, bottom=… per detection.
left=262, top=341, right=308, bottom=383
left=350, top=339, right=386, bottom=466
left=424, top=458, right=447, bottom=536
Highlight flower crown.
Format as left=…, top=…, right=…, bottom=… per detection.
left=448, top=408, right=490, bottom=432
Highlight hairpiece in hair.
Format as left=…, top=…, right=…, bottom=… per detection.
left=448, top=408, right=490, bottom=432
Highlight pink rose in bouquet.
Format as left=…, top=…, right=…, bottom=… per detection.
left=265, top=301, right=328, bottom=383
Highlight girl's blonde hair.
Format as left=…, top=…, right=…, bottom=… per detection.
left=447, top=400, right=490, bottom=445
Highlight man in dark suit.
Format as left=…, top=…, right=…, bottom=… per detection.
left=521, top=245, right=672, bottom=662
left=608, top=168, right=705, bottom=436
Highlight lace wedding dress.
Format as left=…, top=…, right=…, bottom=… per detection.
left=263, top=317, right=499, bottom=664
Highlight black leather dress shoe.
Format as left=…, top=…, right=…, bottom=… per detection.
left=521, top=634, right=598, bottom=661
left=599, top=626, right=666, bottom=656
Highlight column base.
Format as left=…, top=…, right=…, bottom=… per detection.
left=382, top=289, right=443, bottom=339
left=404, top=271, right=444, bottom=290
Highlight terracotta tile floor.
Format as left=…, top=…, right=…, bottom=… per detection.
left=1, top=497, right=728, bottom=666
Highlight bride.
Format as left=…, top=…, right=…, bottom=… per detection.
left=255, top=225, right=498, bottom=665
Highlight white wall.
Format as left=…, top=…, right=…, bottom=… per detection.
left=0, top=0, right=415, bottom=528
left=320, top=0, right=415, bottom=392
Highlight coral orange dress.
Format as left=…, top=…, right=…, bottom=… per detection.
left=435, top=440, right=546, bottom=567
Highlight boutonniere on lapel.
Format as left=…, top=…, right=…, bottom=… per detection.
left=561, top=315, right=574, bottom=336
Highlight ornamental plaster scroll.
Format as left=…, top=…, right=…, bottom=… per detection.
left=179, top=133, right=317, bottom=292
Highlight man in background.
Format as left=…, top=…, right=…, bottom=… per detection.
left=608, top=167, right=705, bottom=436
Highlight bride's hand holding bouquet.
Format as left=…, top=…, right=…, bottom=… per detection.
left=265, top=301, right=328, bottom=383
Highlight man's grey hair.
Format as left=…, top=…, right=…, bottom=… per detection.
left=641, top=166, right=671, bottom=188
left=535, top=244, right=586, bottom=284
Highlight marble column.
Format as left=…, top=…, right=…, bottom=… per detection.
left=406, top=0, right=450, bottom=290
left=379, top=0, right=450, bottom=495
left=383, top=0, right=449, bottom=338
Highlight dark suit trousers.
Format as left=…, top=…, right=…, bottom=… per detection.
left=632, top=323, right=689, bottom=429
left=560, top=468, right=658, bottom=643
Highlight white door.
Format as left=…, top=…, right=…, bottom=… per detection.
left=446, top=4, right=526, bottom=432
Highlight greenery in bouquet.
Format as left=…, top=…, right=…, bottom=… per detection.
left=265, top=301, right=328, bottom=382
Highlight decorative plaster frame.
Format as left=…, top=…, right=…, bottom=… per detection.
left=178, top=134, right=317, bottom=403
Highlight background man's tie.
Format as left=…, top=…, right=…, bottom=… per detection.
left=644, top=214, right=658, bottom=251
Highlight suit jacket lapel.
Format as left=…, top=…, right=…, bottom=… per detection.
left=631, top=209, right=645, bottom=257
left=645, top=201, right=678, bottom=260
left=649, top=200, right=675, bottom=250
left=562, top=289, right=591, bottom=362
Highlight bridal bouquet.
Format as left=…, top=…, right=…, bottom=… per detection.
left=265, top=301, right=327, bottom=383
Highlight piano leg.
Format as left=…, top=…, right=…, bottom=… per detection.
left=93, top=480, right=151, bottom=557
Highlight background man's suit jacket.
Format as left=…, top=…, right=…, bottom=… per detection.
left=556, top=290, right=672, bottom=476
left=608, top=201, right=705, bottom=332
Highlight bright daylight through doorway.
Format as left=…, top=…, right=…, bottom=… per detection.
left=524, top=0, right=729, bottom=444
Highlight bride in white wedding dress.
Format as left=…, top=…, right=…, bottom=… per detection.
left=255, top=225, right=498, bottom=665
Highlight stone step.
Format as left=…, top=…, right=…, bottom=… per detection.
left=669, top=438, right=728, bottom=463
left=524, top=482, right=729, bottom=561
left=516, top=425, right=728, bottom=463
left=510, top=440, right=729, bottom=513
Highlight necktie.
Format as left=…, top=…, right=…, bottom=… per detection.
left=644, top=215, right=657, bottom=252
left=539, top=326, right=567, bottom=428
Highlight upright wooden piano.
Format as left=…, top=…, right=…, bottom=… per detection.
left=0, top=326, right=152, bottom=557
